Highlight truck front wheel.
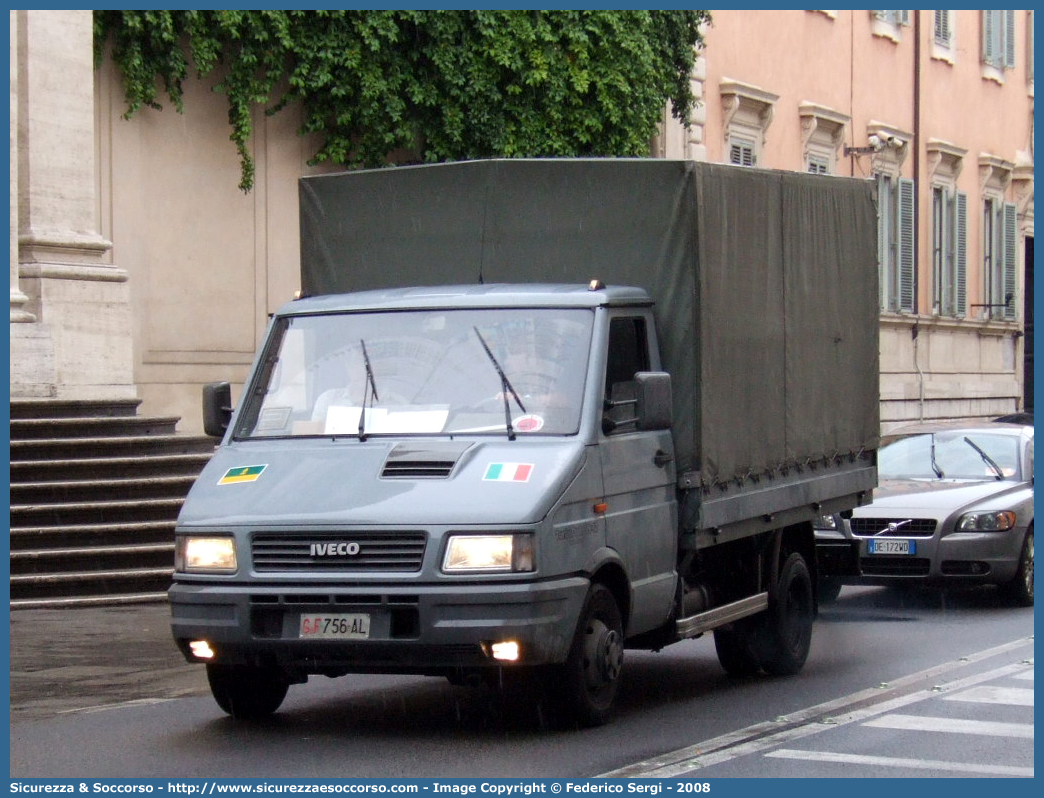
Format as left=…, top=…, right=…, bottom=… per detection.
left=206, top=663, right=290, bottom=720
left=759, top=552, right=815, bottom=676
left=554, top=583, right=624, bottom=727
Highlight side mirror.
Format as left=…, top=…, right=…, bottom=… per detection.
left=635, top=372, right=672, bottom=431
left=202, top=381, right=233, bottom=438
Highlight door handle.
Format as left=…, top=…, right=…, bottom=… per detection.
left=654, top=449, right=673, bottom=468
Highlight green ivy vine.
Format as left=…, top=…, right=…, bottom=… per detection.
left=94, top=10, right=710, bottom=191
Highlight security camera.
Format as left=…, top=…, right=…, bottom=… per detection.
left=884, top=135, right=898, bottom=147
left=868, top=134, right=883, bottom=151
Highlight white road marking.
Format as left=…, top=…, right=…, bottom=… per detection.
left=600, top=636, right=1033, bottom=778
left=1012, top=670, right=1034, bottom=681
left=57, top=697, right=177, bottom=715
left=764, top=748, right=1033, bottom=778
left=863, top=713, right=1034, bottom=738
left=944, top=685, right=1034, bottom=706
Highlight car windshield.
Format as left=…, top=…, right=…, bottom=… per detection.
left=878, top=430, right=1023, bottom=481
left=234, top=307, right=594, bottom=439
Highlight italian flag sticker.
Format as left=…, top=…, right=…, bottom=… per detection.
left=483, top=462, right=533, bottom=483
left=218, top=464, right=268, bottom=485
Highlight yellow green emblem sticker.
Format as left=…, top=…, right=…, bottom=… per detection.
left=218, top=464, right=267, bottom=485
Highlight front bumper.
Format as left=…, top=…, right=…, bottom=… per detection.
left=845, top=527, right=1027, bottom=586
left=170, top=576, right=589, bottom=676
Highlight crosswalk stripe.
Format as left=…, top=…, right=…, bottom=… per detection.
left=863, top=713, right=1033, bottom=738
left=765, top=748, right=1033, bottom=777
left=1012, top=670, right=1034, bottom=681
left=945, top=685, right=1034, bottom=706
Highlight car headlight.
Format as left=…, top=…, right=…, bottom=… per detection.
left=813, top=514, right=838, bottom=531
left=175, top=536, right=237, bottom=573
left=442, top=534, right=535, bottom=573
left=956, top=511, right=1017, bottom=532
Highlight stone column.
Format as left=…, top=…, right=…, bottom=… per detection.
left=11, top=10, right=135, bottom=400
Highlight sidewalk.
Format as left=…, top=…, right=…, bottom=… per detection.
left=9, top=601, right=208, bottom=721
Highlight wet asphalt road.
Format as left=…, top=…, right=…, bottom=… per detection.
left=9, top=602, right=208, bottom=722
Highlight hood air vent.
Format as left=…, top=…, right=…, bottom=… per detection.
left=380, top=442, right=473, bottom=479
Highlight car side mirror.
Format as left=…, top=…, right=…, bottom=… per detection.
left=635, top=372, right=672, bottom=431
left=202, top=381, right=233, bottom=438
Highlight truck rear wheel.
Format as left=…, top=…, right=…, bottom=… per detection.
left=206, top=663, right=290, bottom=720
left=759, top=552, right=814, bottom=676
left=713, top=620, right=761, bottom=676
left=554, top=583, right=624, bottom=727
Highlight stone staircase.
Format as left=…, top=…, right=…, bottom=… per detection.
left=9, top=398, right=215, bottom=609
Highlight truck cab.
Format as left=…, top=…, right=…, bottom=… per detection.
left=171, top=283, right=678, bottom=725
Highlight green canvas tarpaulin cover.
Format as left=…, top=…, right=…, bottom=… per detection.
left=300, top=158, right=879, bottom=483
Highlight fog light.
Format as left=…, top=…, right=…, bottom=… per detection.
left=189, top=640, right=215, bottom=659
left=491, top=641, right=520, bottom=661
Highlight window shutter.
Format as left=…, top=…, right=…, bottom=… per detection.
left=983, top=10, right=997, bottom=66
left=1004, top=9, right=1016, bottom=68
left=934, top=11, right=951, bottom=45
left=899, top=10, right=910, bottom=26
left=1002, top=202, right=1018, bottom=319
left=954, top=191, right=967, bottom=316
left=877, top=174, right=890, bottom=310
left=898, top=178, right=916, bottom=312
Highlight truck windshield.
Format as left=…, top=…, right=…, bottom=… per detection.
left=235, top=307, right=594, bottom=439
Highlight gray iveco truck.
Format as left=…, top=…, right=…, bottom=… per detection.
left=171, top=159, right=880, bottom=725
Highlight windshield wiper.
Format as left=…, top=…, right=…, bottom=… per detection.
left=929, top=435, right=944, bottom=478
left=472, top=327, right=526, bottom=441
left=358, top=339, right=380, bottom=441
left=963, top=436, right=1005, bottom=480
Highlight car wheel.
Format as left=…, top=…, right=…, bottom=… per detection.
left=1001, top=529, right=1033, bottom=607
left=758, top=552, right=815, bottom=676
left=207, top=663, right=290, bottom=720
left=552, top=583, right=624, bottom=727
left=818, top=576, right=843, bottom=604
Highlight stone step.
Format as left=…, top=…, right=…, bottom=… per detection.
left=11, top=434, right=215, bottom=461
left=10, top=520, right=177, bottom=550
left=9, top=543, right=175, bottom=575
left=10, top=453, right=212, bottom=482
left=10, top=592, right=169, bottom=610
left=9, top=397, right=142, bottom=420
left=10, top=475, right=199, bottom=504
left=10, top=497, right=184, bottom=526
left=9, top=567, right=174, bottom=602
left=10, top=415, right=181, bottom=439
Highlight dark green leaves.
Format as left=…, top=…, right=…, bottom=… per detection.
left=95, top=10, right=709, bottom=191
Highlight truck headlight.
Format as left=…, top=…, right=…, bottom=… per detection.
left=442, top=534, right=535, bottom=573
left=956, top=511, right=1017, bottom=532
left=175, top=536, right=237, bottom=573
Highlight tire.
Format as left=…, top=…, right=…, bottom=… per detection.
left=713, top=621, right=761, bottom=676
left=817, top=576, right=843, bottom=604
left=552, top=584, right=624, bottom=727
left=1001, top=529, right=1034, bottom=607
left=758, top=552, right=815, bottom=676
left=206, top=663, right=290, bottom=720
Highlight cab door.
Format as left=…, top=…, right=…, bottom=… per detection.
left=598, top=314, right=678, bottom=636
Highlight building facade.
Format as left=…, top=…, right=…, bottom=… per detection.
left=10, top=10, right=1035, bottom=433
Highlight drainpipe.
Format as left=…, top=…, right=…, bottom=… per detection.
left=913, top=11, right=924, bottom=421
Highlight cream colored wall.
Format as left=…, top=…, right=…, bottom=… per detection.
left=96, top=61, right=335, bottom=431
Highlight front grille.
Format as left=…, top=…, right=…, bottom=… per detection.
left=859, top=557, right=931, bottom=576
left=850, top=518, right=937, bottom=538
left=252, top=532, right=427, bottom=572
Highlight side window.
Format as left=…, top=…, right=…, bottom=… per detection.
left=603, top=317, right=650, bottom=434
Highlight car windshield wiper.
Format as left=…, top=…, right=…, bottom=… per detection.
left=472, top=327, right=526, bottom=441
left=358, top=339, right=380, bottom=441
left=929, top=435, right=944, bottom=478
left=963, top=436, right=1005, bottom=480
